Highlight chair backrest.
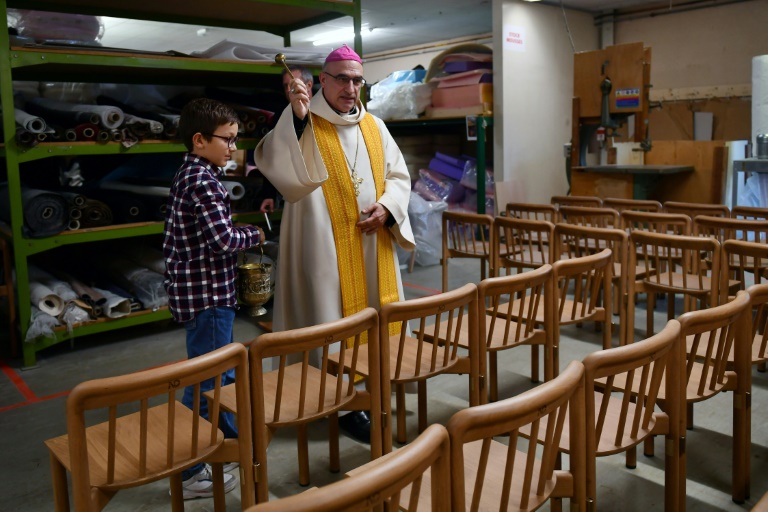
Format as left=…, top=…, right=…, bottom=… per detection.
left=57, top=343, right=251, bottom=509
left=248, top=423, right=451, bottom=512
left=663, top=200, right=730, bottom=219
left=629, top=230, right=721, bottom=304
left=494, top=216, right=555, bottom=274
left=480, top=264, right=553, bottom=352
left=621, top=210, right=692, bottom=236
left=583, top=320, right=682, bottom=510
left=250, top=307, right=380, bottom=428
left=603, top=197, right=663, bottom=213
left=447, top=360, right=586, bottom=512
left=676, top=290, right=752, bottom=402
left=558, top=205, right=620, bottom=228
left=745, top=282, right=768, bottom=366
left=552, top=247, right=613, bottom=325
left=382, top=283, right=479, bottom=384
left=693, top=215, right=768, bottom=244
left=732, top=205, right=768, bottom=221
left=442, top=211, right=494, bottom=259
left=505, top=202, right=558, bottom=223
left=720, top=239, right=768, bottom=304
left=554, top=224, right=628, bottom=345
left=583, top=319, right=681, bottom=456
left=551, top=195, right=603, bottom=209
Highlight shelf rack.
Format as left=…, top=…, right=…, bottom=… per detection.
left=384, top=115, right=494, bottom=214
left=0, top=0, right=362, bottom=367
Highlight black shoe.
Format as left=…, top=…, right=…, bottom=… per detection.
left=338, top=410, right=371, bottom=444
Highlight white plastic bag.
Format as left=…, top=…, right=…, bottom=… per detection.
left=367, top=70, right=432, bottom=120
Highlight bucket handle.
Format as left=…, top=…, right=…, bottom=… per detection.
left=240, top=244, right=265, bottom=266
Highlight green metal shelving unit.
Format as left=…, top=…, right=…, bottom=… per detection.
left=384, top=115, right=494, bottom=214
left=0, top=0, right=362, bottom=367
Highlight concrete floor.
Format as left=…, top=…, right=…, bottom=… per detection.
left=1, top=258, right=767, bottom=511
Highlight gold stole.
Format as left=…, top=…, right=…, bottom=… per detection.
left=312, top=112, right=401, bottom=342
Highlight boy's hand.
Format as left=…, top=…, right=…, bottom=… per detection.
left=254, top=226, right=266, bottom=245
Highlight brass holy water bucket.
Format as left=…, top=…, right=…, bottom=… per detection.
left=237, top=247, right=273, bottom=317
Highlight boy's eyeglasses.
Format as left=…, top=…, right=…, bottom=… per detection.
left=323, top=72, right=366, bottom=87
left=208, top=134, right=239, bottom=147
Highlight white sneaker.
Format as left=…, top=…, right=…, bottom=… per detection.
left=223, top=462, right=239, bottom=473
left=181, top=464, right=237, bottom=500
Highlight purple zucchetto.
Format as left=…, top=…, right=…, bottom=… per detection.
left=324, top=44, right=362, bottom=64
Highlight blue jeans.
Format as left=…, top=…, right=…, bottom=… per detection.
left=181, top=306, right=238, bottom=480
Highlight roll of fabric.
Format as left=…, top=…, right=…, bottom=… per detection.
left=14, top=108, right=48, bottom=133
left=26, top=97, right=124, bottom=130
left=15, top=129, right=38, bottom=148
left=93, top=287, right=131, bottom=318
left=104, top=257, right=168, bottom=311
left=93, top=191, right=150, bottom=224
left=29, top=281, right=65, bottom=316
left=222, top=180, right=246, bottom=200
left=98, top=180, right=170, bottom=197
left=74, top=123, right=98, bottom=141
left=77, top=199, right=113, bottom=228
left=21, top=188, right=70, bottom=237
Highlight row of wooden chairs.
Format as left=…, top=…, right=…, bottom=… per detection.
left=43, top=273, right=764, bottom=510
left=249, top=280, right=761, bottom=510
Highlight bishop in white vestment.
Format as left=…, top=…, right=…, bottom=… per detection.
left=254, top=46, right=415, bottom=339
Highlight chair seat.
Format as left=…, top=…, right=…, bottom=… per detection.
left=641, top=272, right=716, bottom=295
left=219, top=363, right=357, bottom=427
left=493, top=297, right=604, bottom=325
left=425, top=314, right=545, bottom=353
left=522, top=391, right=659, bottom=457
left=332, top=335, right=464, bottom=384
left=447, top=239, right=490, bottom=258
left=44, top=403, right=222, bottom=490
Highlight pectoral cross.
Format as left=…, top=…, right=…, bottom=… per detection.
left=350, top=169, right=364, bottom=197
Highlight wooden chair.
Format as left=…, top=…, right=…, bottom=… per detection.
left=720, top=244, right=768, bottom=372
left=248, top=424, right=451, bottom=512
left=504, top=202, right=558, bottom=248
left=216, top=308, right=382, bottom=502
left=551, top=195, right=603, bottom=210
left=334, top=283, right=482, bottom=449
left=663, top=291, right=752, bottom=505
left=493, top=216, right=555, bottom=276
left=627, top=231, right=721, bottom=343
left=44, top=343, right=255, bottom=512
left=732, top=205, right=768, bottom=221
left=505, top=202, right=558, bottom=223
left=496, top=249, right=613, bottom=376
left=603, top=197, right=663, bottom=213
left=442, top=211, right=494, bottom=291
left=522, top=320, right=682, bottom=510
left=663, top=200, right=730, bottom=219
left=448, top=360, right=587, bottom=512
left=444, top=265, right=555, bottom=402
left=693, top=215, right=768, bottom=245
left=554, top=223, right=630, bottom=346
left=621, top=210, right=692, bottom=236
left=557, top=205, right=620, bottom=229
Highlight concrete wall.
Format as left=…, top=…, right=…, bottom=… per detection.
left=494, top=0, right=598, bottom=203
left=614, top=0, right=768, bottom=89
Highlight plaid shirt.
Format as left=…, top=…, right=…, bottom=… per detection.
left=163, top=153, right=260, bottom=322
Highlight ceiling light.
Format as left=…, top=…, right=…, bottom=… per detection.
left=311, top=24, right=373, bottom=47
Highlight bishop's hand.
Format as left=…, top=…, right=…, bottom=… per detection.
left=288, top=78, right=310, bottom=120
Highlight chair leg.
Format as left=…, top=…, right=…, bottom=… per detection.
left=489, top=352, right=498, bottom=402
left=646, top=292, right=656, bottom=337
left=169, top=473, right=184, bottom=512
left=626, top=445, right=637, bottom=469
left=49, top=453, right=70, bottom=512
left=298, top=423, right=310, bottom=486
left=418, top=380, right=428, bottom=434
left=329, top=413, right=340, bottom=473
left=530, top=345, right=540, bottom=383
left=211, top=463, right=226, bottom=512
left=687, top=403, right=694, bottom=430
left=644, top=435, right=655, bottom=457
left=396, top=384, right=407, bottom=444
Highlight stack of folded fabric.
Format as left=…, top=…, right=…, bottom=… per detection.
left=425, top=44, right=493, bottom=118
